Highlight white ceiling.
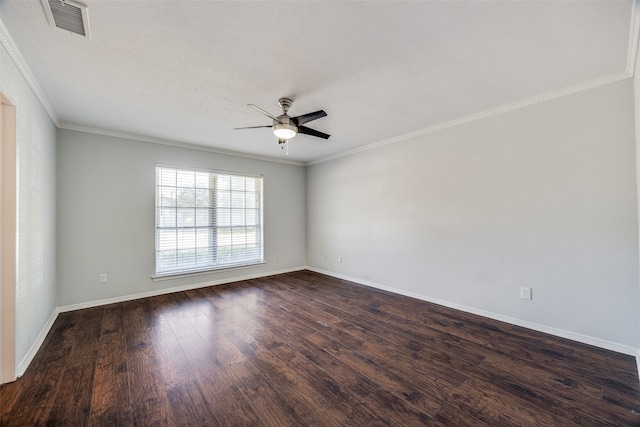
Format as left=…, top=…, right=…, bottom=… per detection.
left=0, top=1, right=635, bottom=164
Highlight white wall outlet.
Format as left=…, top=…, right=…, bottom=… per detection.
left=338, top=255, right=343, bottom=263
left=520, top=287, right=532, bottom=300
left=99, top=273, right=107, bottom=283
left=275, top=253, right=280, bottom=260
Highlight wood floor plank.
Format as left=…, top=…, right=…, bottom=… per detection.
left=259, top=290, right=473, bottom=421
left=259, top=278, right=473, bottom=387
left=224, top=360, right=310, bottom=427
left=125, top=313, right=176, bottom=426
left=45, top=307, right=103, bottom=426
left=88, top=305, right=132, bottom=427
left=260, top=315, right=443, bottom=426
left=188, top=305, right=311, bottom=426
left=166, top=380, right=219, bottom=427
left=311, top=273, right=640, bottom=392
left=471, top=352, right=640, bottom=426
left=185, top=304, right=310, bottom=426
left=196, top=284, right=410, bottom=426
left=148, top=322, right=193, bottom=392
left=223, top=306, right=396, bottom=426
left=0, top=315, right=78, bottom=426
left=222, top=322, right=352, bottom=426
left=273, top=271, right=640, bottom=416
left=1, top=270, right=638, bottom=426
left=0, top=312, right=80, bottom=426
left=175, top=331, right=261, bottom=426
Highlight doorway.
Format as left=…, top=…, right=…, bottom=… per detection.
left=1, top=93, right=16, bottom=384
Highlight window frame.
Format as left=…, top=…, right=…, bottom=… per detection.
left=153, top=164, right=264, bottom=278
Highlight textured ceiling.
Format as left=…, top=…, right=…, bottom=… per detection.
left=0, top=1, right=635, bottom=163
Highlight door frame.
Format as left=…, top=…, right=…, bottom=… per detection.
left=1, top=93, right=16, bottom=384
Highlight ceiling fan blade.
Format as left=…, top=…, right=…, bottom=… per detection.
left=292, top=110, right=327, bottom=126
left=233, top=125, right=272, bottom=130
left=248, top=104, right=281, bottom=123
left=298, top=126, right=330, bottom=140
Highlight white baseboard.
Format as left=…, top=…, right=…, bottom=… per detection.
left=17, top=307, right=60, bottom=377
left=306, top=266, right=640, bottom=358
left=58, top=266, right=306, bottom=313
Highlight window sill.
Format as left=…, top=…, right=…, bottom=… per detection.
left=151, top=261, right=266, bottom=282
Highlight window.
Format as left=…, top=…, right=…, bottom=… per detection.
left=155, top=166, right=263, bottom=276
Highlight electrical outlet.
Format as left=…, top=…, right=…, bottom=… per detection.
left=99, top=273, right=107, bottom=283
left=520, top=287, right=532, bottom=300
left=275, top=253, right=280, bottom=260
left=338, top=256, right=343, bottom=263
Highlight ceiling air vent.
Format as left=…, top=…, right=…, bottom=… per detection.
left=41, top=0, right=91, bottom=39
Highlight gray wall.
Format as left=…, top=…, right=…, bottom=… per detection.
left=307, top=79, right=639, bottom=349
left=1, top=40, right=57, bottom=368
left=56, top=129, right=306, bottom=306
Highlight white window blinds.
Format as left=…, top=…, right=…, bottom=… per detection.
left=155, top=166, right=263, bottom=276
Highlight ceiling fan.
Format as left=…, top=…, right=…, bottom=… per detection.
left=234, top=98, right=330, bottom=152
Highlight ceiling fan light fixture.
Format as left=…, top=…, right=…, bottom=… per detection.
left=273, top=123, right=297, bottom=139
left=235, top=98, right=330, bottom=149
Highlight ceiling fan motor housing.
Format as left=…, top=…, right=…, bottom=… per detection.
left=273, top=115, right=297, bottom=139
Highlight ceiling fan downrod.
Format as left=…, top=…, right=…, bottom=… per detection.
left=278, top=98, right=293, bottom=114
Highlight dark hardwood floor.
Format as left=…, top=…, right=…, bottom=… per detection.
left=1, top=270, right=639, bottom=426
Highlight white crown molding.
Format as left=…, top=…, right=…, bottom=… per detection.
left=627, top=0, right=640, bottom=75
left=58, top=122, right=306, bottom=167
left=306, top=0, right=639, bottom=166
left=306, top=267, right=639, bottom=357
left=0, top=18, right=60, bottom=126
left=1, top=16, right=302, bottom=167
left=307, top=70, right=633, bottom=166
left=2, top=9, right=637, bottom=168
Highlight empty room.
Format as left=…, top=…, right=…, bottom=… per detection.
left=1, top=1, right=640, bottom=425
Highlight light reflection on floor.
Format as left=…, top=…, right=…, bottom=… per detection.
left=148, top=283, right=267, bottom=355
